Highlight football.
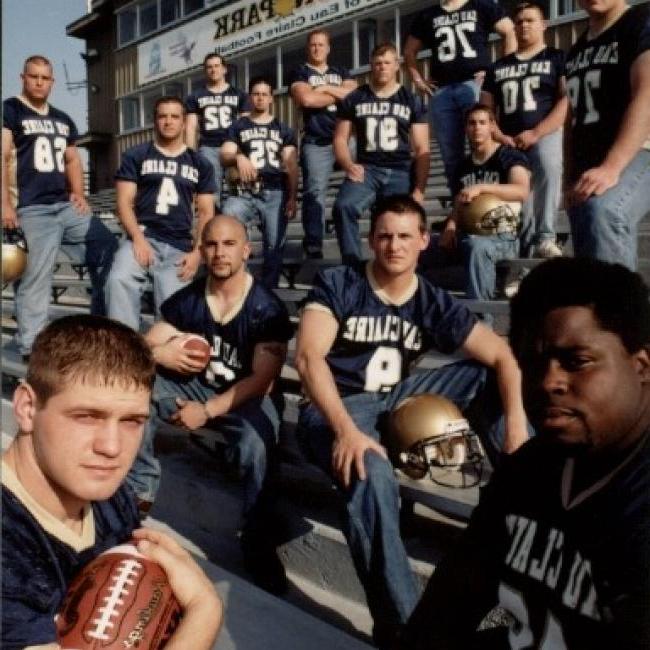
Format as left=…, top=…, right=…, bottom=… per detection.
left=56, top=542, right=182, bottom=650
left=182, top=334, right=212, bottom=367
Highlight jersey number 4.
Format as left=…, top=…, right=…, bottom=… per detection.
left=34, top=136, right=66, bottom=173
left=156, top=177, right=179, bottom=215
left=435, top=22, right=478, bottom=62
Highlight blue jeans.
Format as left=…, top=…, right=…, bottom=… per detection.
left=198, top=145, right=223, bottom=208
left=15, top=202, right=117, bottom=355
left=106, top=236, right=189, bottom=331
left=300, top=143, right=336, bottom=255
left=127, top=373, right=280, bottom=517
left=429, top=79, right=480, bottom=193
left=333, top=165, right=411, bottom=264
left=296, top=360, right=512, bottom=646
left=222, top=188, right=287, bottom=288
left=519, top=129, right=563, bottom=255
left=460, top=232, right=519, bottom=302
left=568, top=149, right=650, bottom=270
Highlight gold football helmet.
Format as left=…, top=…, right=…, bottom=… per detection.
left=388, top=393, right=484, bottom=488
left=226, top=166, right=263, bottom=196
left=2, top=228, right=28, bottom=283
left=458, top=193, right=521, bottom=236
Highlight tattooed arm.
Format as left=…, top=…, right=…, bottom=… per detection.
left=200, top=341, right=287, bottom=420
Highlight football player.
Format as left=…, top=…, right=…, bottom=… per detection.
left=481, top=2, right=567, bottom=258
left=439, top=104, right=530, bottom=305
left=106, top=96, right=216, bottom=331
left=185, top=52, right=251, bottom=208
left=332, top=42, right=430, bottom=264
left=404, top=0, right=516, bottom=195
left=2, top=55, right=117, bottom=359
left=221, top=77, right=298, bottom=288
left=1, top=315, right=222, bottom=649
left=406, top=257, right=650, bottom=649
left=295, top=194, right=528, bottom=648
left=126, top=214, right=293, bottom=594
left=565, top=0, right=650, bottom=269
left=287, top=29, right=357, bottom=259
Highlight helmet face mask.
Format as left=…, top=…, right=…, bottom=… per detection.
left=458, top=193, right=521, bottom=236
left=389, top=393, right=485, bottom=488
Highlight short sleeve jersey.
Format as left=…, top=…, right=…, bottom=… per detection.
left=1, top=481, right=139, bottom=649
left=453, top=144, right=530, bottom=197
left=461, top=434, right=650, bottom=648
left=115, top=142, right=216, bottom=251
left=3, top=97, right=78, bottom=208
left=565, top=3, right=650, bottom=179
left=287, top=63, right=352, bottom=144
left=337, top=84, right=427, bottom=170
left=224, top=117, right=297, bottom=188
left=160, top=275, right=293, bottom=392
left=305, top=263, right=477, bottom=396
left=184, top=85, right=251, bottom=148
left=408, top=0, right=507, bottom=86
left=483, top=47, right=565, bottom=136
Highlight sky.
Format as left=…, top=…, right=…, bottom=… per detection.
left=2, top=0, right=90, bottom=132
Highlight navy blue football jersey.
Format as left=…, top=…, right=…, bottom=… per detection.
left=565, top=3, right=650, bottom=180
left=287, top=63, right=353, bottom=144
left=115, top=142, right=216, bottom=251
left=160, top=275, right=293, bottom=392
left=483, top=47, right=565, bottom=136
left=185, top=85, right=251, bottom=148
left=337, top=84, right=427, bottom=170
left=408, top=0, right=506, bottom=86
left=224, top=117, right=297, bottom=188
left=453, top=145, right=530, bottom=196
left=3, top=97, right=78, bottom=208
left=305, top=263, right=477, bottom=396
left=463, top=433, right=650, bottom=648
left=1, top=479, right=138, bottom=649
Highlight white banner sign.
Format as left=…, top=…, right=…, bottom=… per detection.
left=138, top=0, right=390, bottom=85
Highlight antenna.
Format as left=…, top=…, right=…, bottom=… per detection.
left=63, top=62, right=87, bottom=94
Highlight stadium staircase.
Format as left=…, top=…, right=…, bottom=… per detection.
left=3, top=138, right=650, bottom=646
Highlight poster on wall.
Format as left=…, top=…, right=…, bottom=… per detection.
left=138, top=0, right=390, bottom=85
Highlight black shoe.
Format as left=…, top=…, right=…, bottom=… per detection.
left=305, top=249, right=323, bottom=260
left=240, top=532, right=288, bottom=596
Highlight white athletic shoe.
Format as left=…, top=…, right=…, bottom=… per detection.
left=535, top=240, right=563, bottom=258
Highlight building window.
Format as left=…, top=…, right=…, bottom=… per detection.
left=161, top=0, right=181, bottom=26
left=248, top=51, right=278, bottom=90
left=121, top=97, right=141, bottom=131
left=118, top=7, right=137, bottom=45
left=165, top=81, right=185, bottom=99
left=281, top=41, right=305, bottom=87
left=183, top=0, right=205, bottom=15
left=140, top=0, right=158, bottom=36
left=143, top=89, right=163, bottom=126
left=358, top=19, right=377, bottom=67
left=190, top=74, right=205, bottom=94
left=328, top=31, right=353, bottom=72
